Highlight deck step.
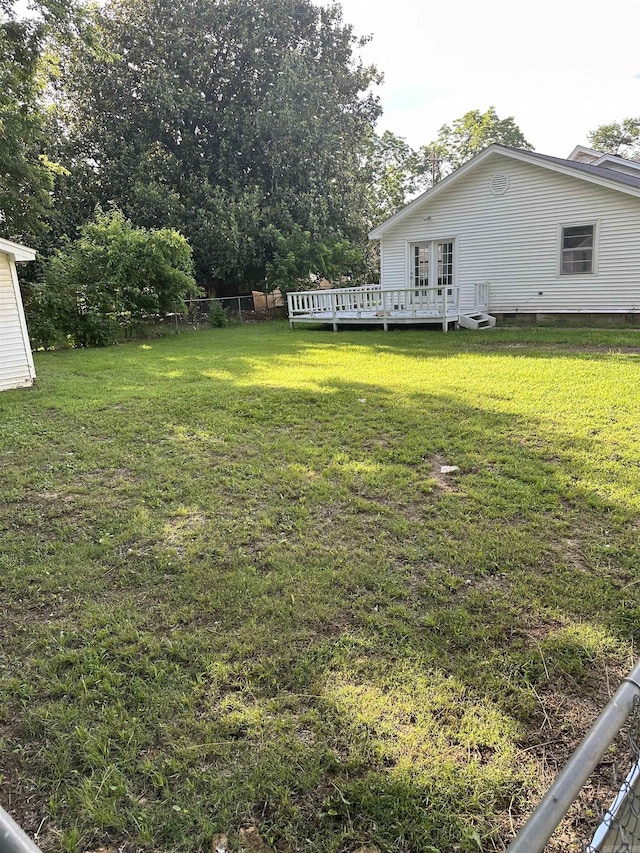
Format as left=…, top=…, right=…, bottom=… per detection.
left=458, top=312, right=496, bottom=330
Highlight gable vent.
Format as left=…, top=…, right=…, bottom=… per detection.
left=489, top=173, right=509, bottom=195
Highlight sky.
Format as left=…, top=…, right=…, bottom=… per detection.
left=318, top=0, right=640, bottom=157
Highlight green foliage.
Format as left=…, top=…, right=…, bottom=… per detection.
left=208, top=299, right=228, bottom=328
left=0, top=0, right=82, bottom=241
left=415, top=106, right=533, bottom=181
left=28, top=208, right=198, bottom=347
left=588, top=117, right=640, bottom=159
left=46, top=0, right=381, bottom=289
left=264, top=225, right=364, bottom=294
left=364, top=130, right=422, bottom=224
left=0, top=17, right=53, bottom=240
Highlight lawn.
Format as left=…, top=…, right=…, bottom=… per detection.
left=1, top=321, right=640, bottom=853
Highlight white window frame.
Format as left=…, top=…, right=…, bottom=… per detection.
left=558, top=220, right=599, bottom=276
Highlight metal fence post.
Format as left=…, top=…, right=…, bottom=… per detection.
left=0, top=805, right=43, bottom=853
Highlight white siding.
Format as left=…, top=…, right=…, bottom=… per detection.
left=0, top=252, right=35, bottom=390
left=380, top=156, right=640, bottom=314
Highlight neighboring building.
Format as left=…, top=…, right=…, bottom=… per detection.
left=0, top=237, right=36, bottom=391
left=368, top=144, right=640, bottom=325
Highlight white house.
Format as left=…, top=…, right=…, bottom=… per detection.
left=287, top=144, right=640, bottom=330
left=0, top=237, right=37, bottom=390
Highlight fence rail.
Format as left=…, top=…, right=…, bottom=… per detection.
left=0, top=804, right=43, bottom=853
left=508, top=659, right=640, bottom=852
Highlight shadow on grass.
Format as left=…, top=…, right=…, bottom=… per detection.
left=1, top=327, right=638, bottom=852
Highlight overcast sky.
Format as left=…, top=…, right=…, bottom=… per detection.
left=319, top=0, right=640, bottom=157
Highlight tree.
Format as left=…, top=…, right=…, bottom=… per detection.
left=363, top=130, right=422, bottom=224
left=0, top=15, right=53, bottom=240
left=588, top=118, right=640, bottom=159
left=265, top=224, right=364, bottom=295
left=415, top=107, right=533, bottom=181
left=0, top=0, right=82, bottom=241
left=27, top=208, right=199, bottom=347
left=47, top=0, right=381, bottom=291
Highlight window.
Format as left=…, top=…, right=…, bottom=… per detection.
left=561, top=224, right=594, bottom=275
left=437, top=241, right=453, bottom=295
left=413, top=244, right=429, bottom=288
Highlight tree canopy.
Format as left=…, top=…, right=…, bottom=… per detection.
left=588, top=118, right=640, bottom=160
left=0, top=12, right=53, bottom=240
left=0, top=0, right=83, bottom=240
left=414, top=106, right=533, bottom=183
left=48, top=0, right=381, bottom=291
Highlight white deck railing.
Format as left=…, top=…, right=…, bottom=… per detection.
left=475, top=281, right=490, bottom=312
left=288, top=285, right=461, bottom=321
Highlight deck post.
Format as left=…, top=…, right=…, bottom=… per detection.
left=332, top=322, right=338, bottom=333
left=383, top=321, right=388, bottom=332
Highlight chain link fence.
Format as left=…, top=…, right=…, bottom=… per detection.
left=183, top=295, right=256, bottom=325
left=508, top=661, right=640, bottom=853
left=120, top=294, right=285, bottom=339
left=586, top=696, right=640, bottom=852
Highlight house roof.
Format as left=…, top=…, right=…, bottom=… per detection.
left=0, top=237, right=36, bottom=262
left=518, top=147, right=640, bottom=189
left=566, top=145, right=603, bottom=163
left=369, top=144, right=640, bottom=239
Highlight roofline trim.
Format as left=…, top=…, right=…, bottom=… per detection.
left=368, top=144, right=640, bottom=240
left=0, top=237, right=36, bottom=262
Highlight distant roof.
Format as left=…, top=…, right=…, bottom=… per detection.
left=566, top=145, right=603, bottom=163
left=0, top=237, right=36, bottom=262
left=369, top=144, right=640, bottom=239
left=498, top=146, right=640, bottom=190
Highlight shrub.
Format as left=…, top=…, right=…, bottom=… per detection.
left=28, top=208, right=199, bottom=347
left=208, top=300, right=228, bottom=328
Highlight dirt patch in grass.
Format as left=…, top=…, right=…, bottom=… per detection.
left=425, top=453, right=460, bottom=492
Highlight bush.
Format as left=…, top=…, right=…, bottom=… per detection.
left=28, top=208, right=199, bottom=347
left=208, top=300, right=228, bottom=328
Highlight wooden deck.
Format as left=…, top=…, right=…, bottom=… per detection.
left=287, top=284, right=491, bottom=332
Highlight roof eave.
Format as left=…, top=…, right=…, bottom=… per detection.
left=0, top=237, right=37, bottom=262
left=368, top=145, right=640, bottom=240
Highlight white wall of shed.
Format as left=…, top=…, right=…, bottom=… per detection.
left=0, top=252, right=36, bottom=390
left=379, top=155, right=640, bottom=315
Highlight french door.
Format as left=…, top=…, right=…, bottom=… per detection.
left=411, top=240, right=455, bottom=294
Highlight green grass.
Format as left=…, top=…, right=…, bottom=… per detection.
left=2, top=321, right=640, bottom=852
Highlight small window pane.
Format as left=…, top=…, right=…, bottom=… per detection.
left=414, top=245, right=429, bottom=286
left=561, top=225, right=593, bottom=274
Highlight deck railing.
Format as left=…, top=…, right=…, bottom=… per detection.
left=287, top=285, right=460, bottom=321
left=475, top=281, right=490, bottom=312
